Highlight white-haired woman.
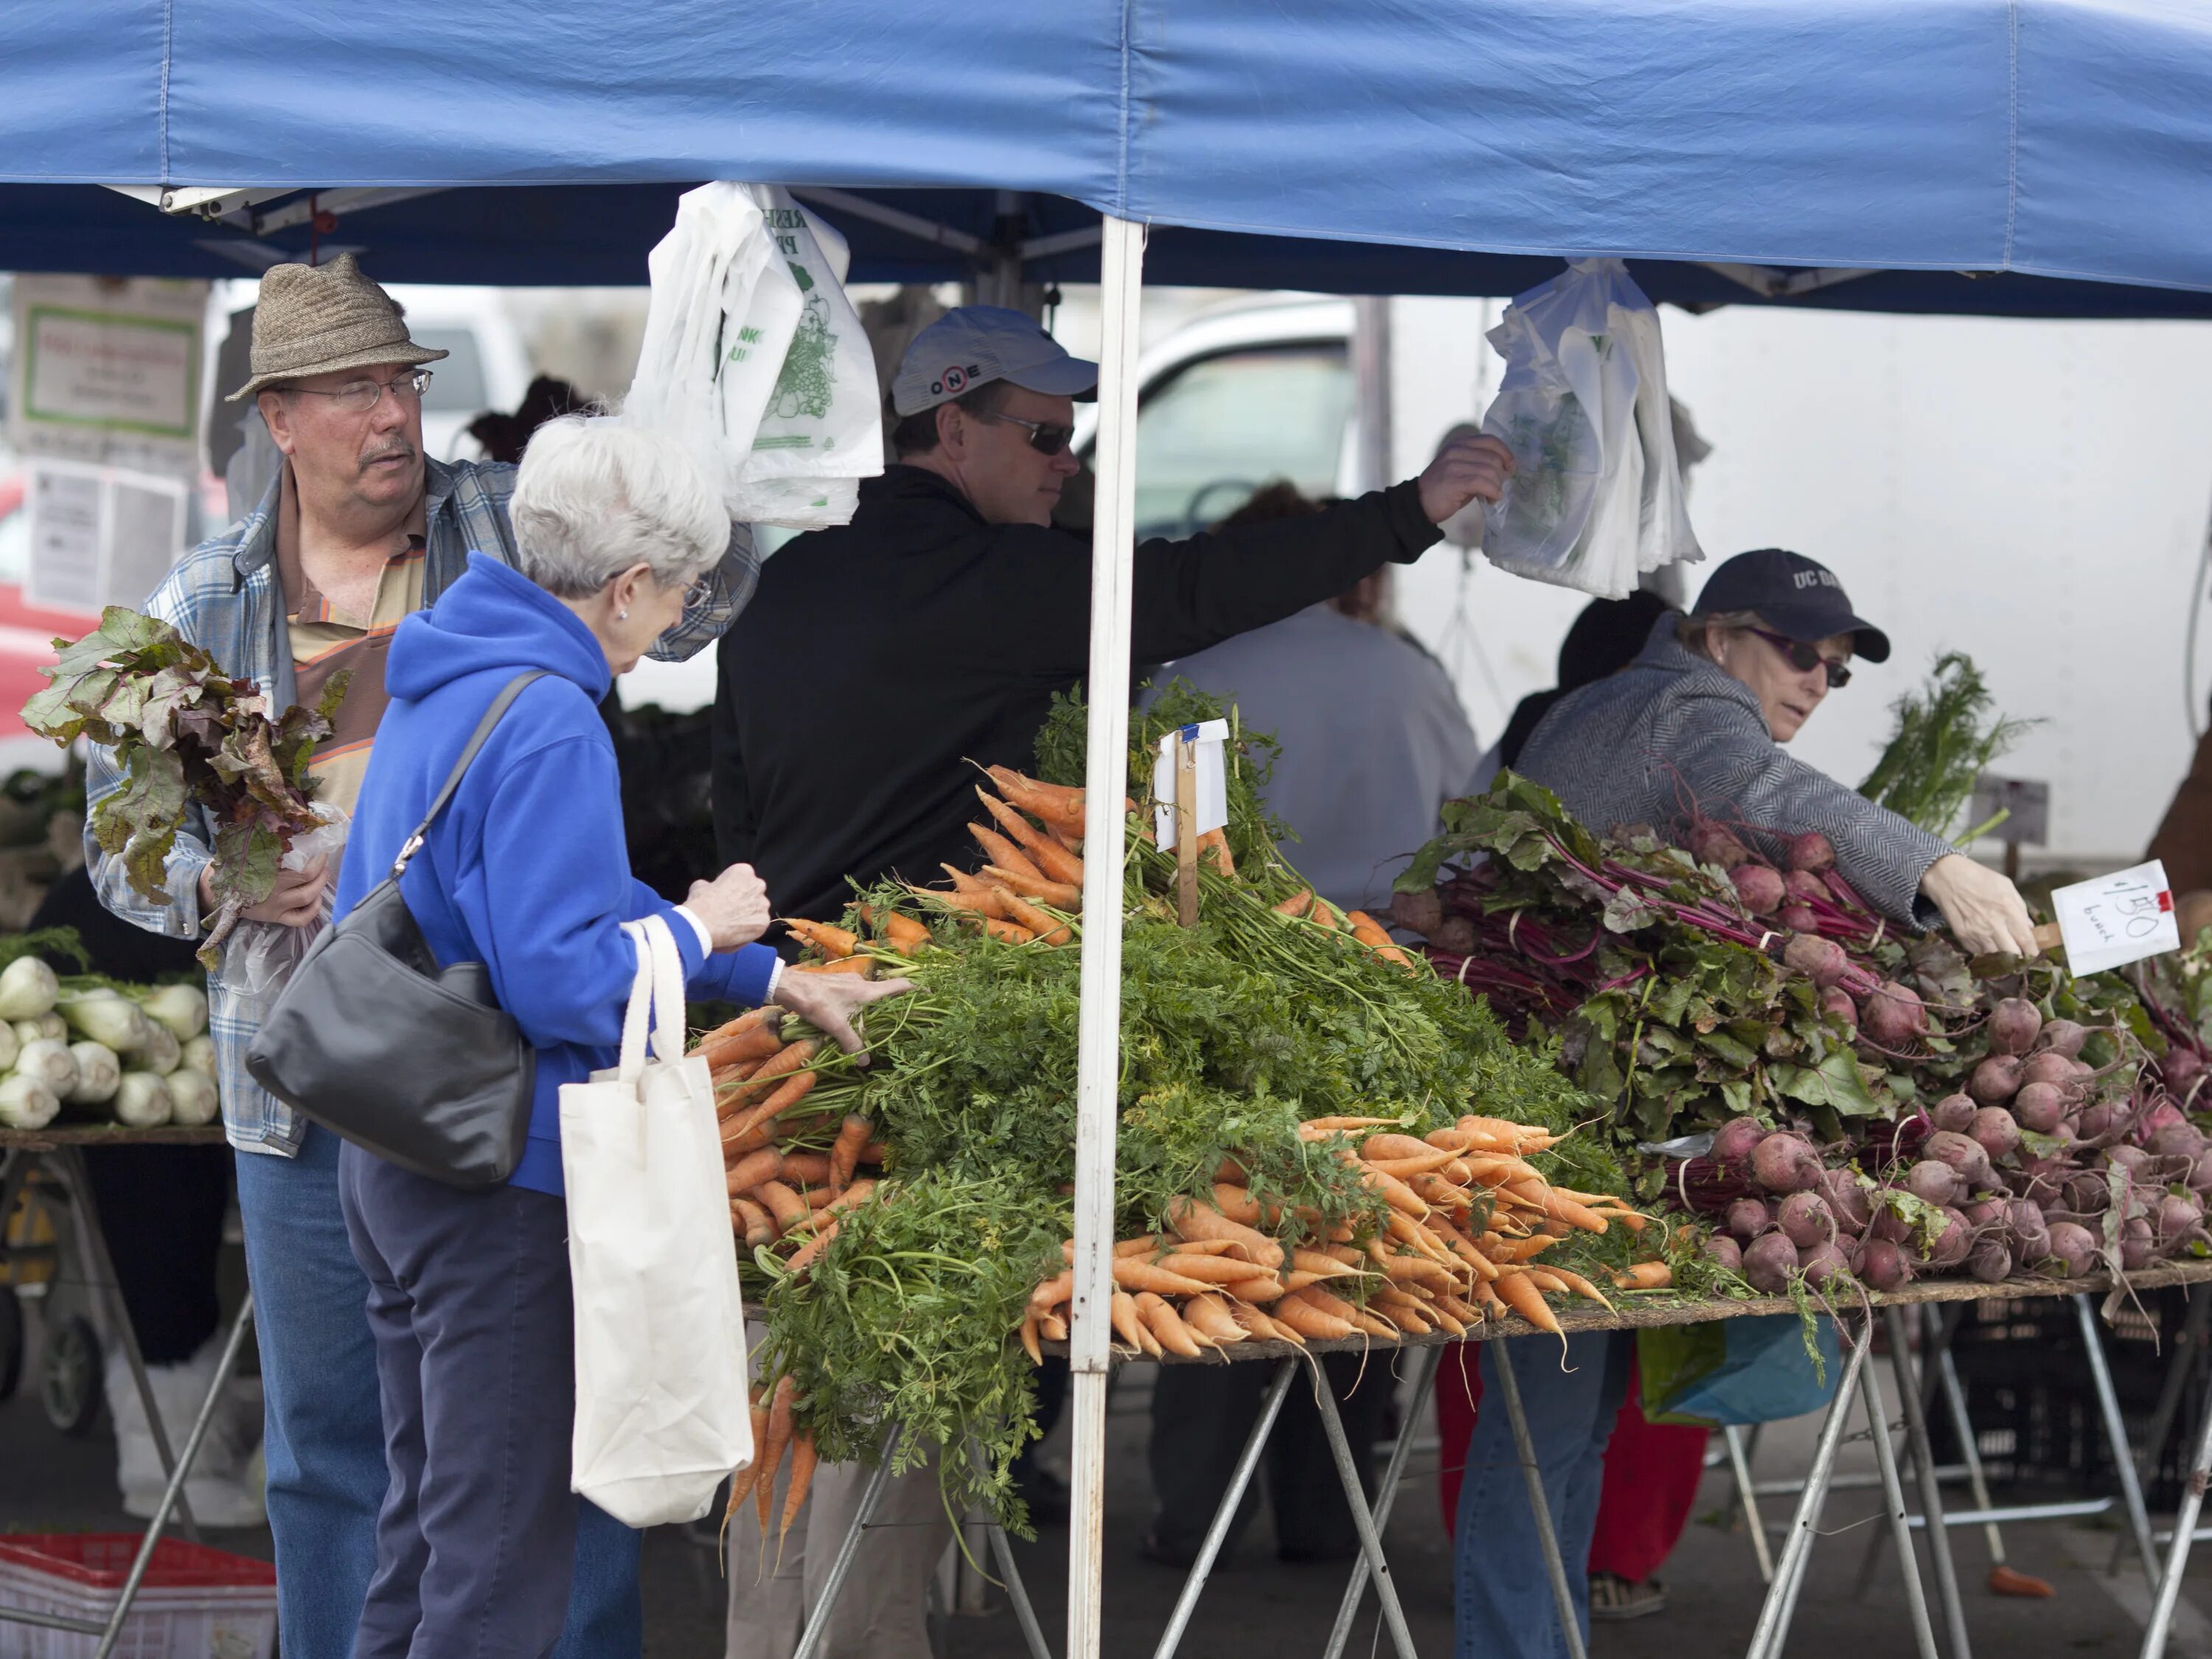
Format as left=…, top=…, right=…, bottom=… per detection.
left=333, top=417, right=905, bottom=1658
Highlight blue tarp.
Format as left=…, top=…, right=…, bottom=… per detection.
left=6, top=3, right=2212, bottom=311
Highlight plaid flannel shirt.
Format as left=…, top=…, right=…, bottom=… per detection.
left=82, top=456, right=757, bottom=1157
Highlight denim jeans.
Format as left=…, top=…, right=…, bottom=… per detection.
left=234, top=1124, right=639, bottom=1659
left=1453, top=1331, right=1632, bottom=1659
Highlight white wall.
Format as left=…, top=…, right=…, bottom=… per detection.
left=1392, top=304, right=2212, bottom=867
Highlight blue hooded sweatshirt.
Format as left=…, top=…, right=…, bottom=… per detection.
left=335, top=552, right=779, bottom=1195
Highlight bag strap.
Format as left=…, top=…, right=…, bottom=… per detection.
left=614, top=921, right=655, bottom=1087
left=389, top=670, right=549, bottom=880
left=641, top=913, right=689, bottom=1065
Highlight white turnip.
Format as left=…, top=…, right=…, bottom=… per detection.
left=1786, top=831, right=1837, bottom=874
left=1711, top=1116, right=1770, bottom=1166
left=1742, top=1231, right=1800, bottom=1293
left=1862, top=981, right=1928, bottom=1046
left=1987, top=998, right=2043, bottom=1057
left=1752, top=1132, right=1826, bottom=1195
left=1969, top=1054, right=2025, bottom=1105
left=1731, top=863, right=1787, bottom=916
left=1929, top=1092, right=1978, bottom=1133
left=1778, top=1190, right=1838, bottom=1249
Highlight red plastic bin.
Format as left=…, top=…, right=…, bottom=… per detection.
left=0, top=1534, right=276, bottom=1659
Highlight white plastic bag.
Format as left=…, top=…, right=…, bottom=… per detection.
left=624, top=182, right=882, bottom=531
left=1478, top=259, right=1703, bottom=598
left=226, top=806, right=349, bottom=1014
left=563, top=914, right=752, bottom=1527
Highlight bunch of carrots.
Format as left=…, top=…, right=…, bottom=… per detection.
left=1026, top=1114, right=1667, bottom=1357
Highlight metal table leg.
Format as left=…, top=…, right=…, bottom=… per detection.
left=1929, top=1305, right=2006, bottom=1571
left=1489, top=1339, right=1586, bottom=1659
left=1321, top=1349, right=1441, bottom=1659
left=94, top=1293, right=254, bottom=1659
left=1150, top=1359, right=1297, bottom=1659
left=1745, top=1321, right=1871, bottom=1659
left=1313, top=1352, right=1421, bottom=1659
left=1862, top=1331, right=1943, bottom=1659
left=2116, top=1286, right=2211, bottom=1576
left=1884, top=1304, right=1972, bottom=1659
left=986, top=1517, right=1055, bottom=1659
left=50, top=1147, right=200, bottom=1541
left=2139, top=1360, right=2212, bottom=1659
left=1724, top=1425, right=1776, bottom=1585
left=792, top=1432, right=901, bottom=1659
left=2077, top=1293, right=2164, bottom=1590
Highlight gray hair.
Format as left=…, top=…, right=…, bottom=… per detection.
left=509, top=416, right=729, bottom=599
left=1677, top=608, right=1764, bottom=664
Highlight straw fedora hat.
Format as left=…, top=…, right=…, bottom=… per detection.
left=226, top=254, right=448, bottom=401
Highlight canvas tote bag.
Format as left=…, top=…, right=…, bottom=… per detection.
left=563, top=914, right=753, bottom=1526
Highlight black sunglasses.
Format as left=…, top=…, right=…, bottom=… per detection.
left=978, top=410, right=1075, bottom=456
left=1744, top=626, right=1852, bottom=689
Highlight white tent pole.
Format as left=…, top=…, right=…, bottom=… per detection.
left=1065, top=212, right=1146, bottom=1659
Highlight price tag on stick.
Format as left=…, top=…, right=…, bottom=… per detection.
left=2034, top=860, right=2182, bottom=975
left=1153, top=721, right=1228, bottom=928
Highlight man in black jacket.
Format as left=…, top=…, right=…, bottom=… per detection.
left=713, top=304, right=1512, bottom=921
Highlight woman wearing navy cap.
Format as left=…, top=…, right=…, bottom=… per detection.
left=1452, top=549, right=2037, bottom=1659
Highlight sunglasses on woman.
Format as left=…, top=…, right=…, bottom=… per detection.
left=1744, top=626, right=1853, bottom=689
left=978, top=410, right=1076, bottom=456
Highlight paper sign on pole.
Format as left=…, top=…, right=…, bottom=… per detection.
left=24, top=460, right=190, bottom=613
left=2046, top=860, right=2181, bottom=976
left=1152, top=721, right=1229, bottom=849
left=9, top=276, right=209, bottom=480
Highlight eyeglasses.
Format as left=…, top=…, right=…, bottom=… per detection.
left=286, top=370, right=434, bottom=415
left=1743, top=626, right=1853, bottom=689
left=681, top=573, right=716, bottom=611
left=978, top=410, right=1075, bottom=456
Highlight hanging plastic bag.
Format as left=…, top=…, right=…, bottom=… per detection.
left=623, top=183, right=880, bottom=532
left=1637, top=1315, right=1841, bottom=1427
left=1478, top=259, right=1703, bottom=598
left=564, top=914, right=752, bottom=1526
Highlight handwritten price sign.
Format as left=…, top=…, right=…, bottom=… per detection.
left=2048, top=859, right=2181, bottom=976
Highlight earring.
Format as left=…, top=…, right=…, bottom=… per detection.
left=617, top=609, right=629, bottom=621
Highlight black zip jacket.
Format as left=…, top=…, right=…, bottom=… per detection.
left=712, top=465, right=1442, bottom=922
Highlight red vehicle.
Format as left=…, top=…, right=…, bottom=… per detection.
left=0, top=472, right=107, bottom=765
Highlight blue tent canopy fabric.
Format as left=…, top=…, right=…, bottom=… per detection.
left=4, top=2, right=2212, bottom=311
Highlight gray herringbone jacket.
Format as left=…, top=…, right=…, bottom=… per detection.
left=1517, top=616, right=1949, bottom=928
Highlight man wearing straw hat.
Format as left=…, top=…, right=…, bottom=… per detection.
left=81, top=254, right=754, bottom=1658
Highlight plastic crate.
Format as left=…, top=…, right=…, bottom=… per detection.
left=0, top=1534, right=276, bottom=1659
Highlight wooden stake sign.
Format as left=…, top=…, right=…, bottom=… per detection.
left=1152, top=719, right=1229, bottom=930
left=1174, top=732, right=1200, bottom=926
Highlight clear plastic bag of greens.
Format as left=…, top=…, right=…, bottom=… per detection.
left=225, top=807, right=349, bottom=1015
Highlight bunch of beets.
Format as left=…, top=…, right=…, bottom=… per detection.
left=1392, top=775, right=2212, bottom=1292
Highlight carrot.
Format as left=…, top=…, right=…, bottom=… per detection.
left=978, top=791, right=1086, bottom=886
left=1492, top=1270, right=1565, bottom=1339
left=723, top=1388, right=773, bottom=1543
left=1354, top=1160, right=1430, bottom=1219
left=1424, top=1126, right=1474, bottom=1152
left=922, top=869, right=1010, bottom=921
left=1363, top=1133, right=1444, bottom=1163
left=1134, top=1292, right=1206, bottom=1358
left=1038, top=1310, right=1068, bottom=1343
left=726, top=1149, right=784, bottom=1194
left=756, top=1377, right=796, bottom=1531
left=1540, top=1189, right=1611, bottom=1234
left=731, top=1198, right=775, bottom=1248
left=1274, top=888, right=1316, bottom=919
left=1371, top=1298, right=1433, bottom=1336
left=858, top=1141, right=888, bottom=1165
left=880, top=914, right=932, bottom=956
left=1290, top=1248, right=1367, bottom=1280
left=1427, top=1301, right=1469, bottom=1338
left=1345, top=910, right=1416, bottom=969
left=821, top=1178, right=877, bottom=1219
left=983, top=917, right=1037, bottom=945
left=721, top=1040, right=820, bottom=1109
left=1220, top=1276, right=1285, bottom=1303
left=756, top=1181, right=810, bottom=1234
left=1366, top=1150, right=1462, bottom=1180
left=778, top=1430, right=818, bottom=1562
left=1370, top=1250, right=1455, bottom=1290
left=1031, top=1269, right=1075, bottom=1312
left=1182, top=1293, right=1248, bottom=1346
left=1194, top=827, right=1236, bottom=876
left=702, top=1023, right=786, bottom=1071
left=697, top=1005, right=779, bottom=1046
left=984, top=766, right=1090, bottom=834
left=1295, top=1114, right=1401, bottom=1140
left=782, top=918, right=858, bottom=959
left=1113, top=1234, right=1169, bottom=1258
left=771, top=1152, right=828, bottom=1186
left=720, top=1119, right=773, bottom=1155
left=1111, top=1290, right=1163, bottom=1357
left=988, top=885, right=1074, bottom=947
left=722, top=1070, right=821, bottom=1146
left=1113, top=1259, right=1216, bottom=1298
left=1540, top=1267, right=1616, bottom=1311
left=1294, top=1286, right=1399, bottom=1340
left=796, top=956, right=876, bottom=978
left=828, top=1116, right=872, bottom=1192
left=1156, top=1252, right=1278, bottom=1286
left=1610, top=1262, right=1673, bottom=1291
left=1165, top=1194, right=1286, bottom=1269
left=969, top=821, right=1045, bottom=881
left=984, top=865, right=1085, bottom=911
left=1270, top=1292, right=1359, bottom=1340
left=784, top=1220, right=839, bottom=1276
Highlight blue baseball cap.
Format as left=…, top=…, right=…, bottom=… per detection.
left=1694, top=549, right=1891, bottom=663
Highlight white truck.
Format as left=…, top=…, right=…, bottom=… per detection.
left=1085, top=291, right=2212, bottom=874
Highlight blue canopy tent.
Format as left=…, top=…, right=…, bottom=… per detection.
left=11, top=6, right=2212, bottom=1655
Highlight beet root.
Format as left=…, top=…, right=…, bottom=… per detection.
left=1731, top=863, right=1787, bottom=917
left=1727, top=1197, right=1775, bottom=1239
left=1859, top=1237, right=1913, bottom=1291
left=1783, top=932, right=1853, bottom=990
left=1778, top=1190, right=1837, bottom=1250
left=1786, top=831, right=1837, bottom=873
left=1928, top=1092, right=1978, bottom=1134
left=1968, top=1106, right=2022, bottom=1165
left=1818, top=986, right=1860, bottom=1032
left=2012, top=1082, right=2067, bottom=1135
left=1781, top=904, right=1823, bottom=934
left=1820, top=1167, right=1872, bottom=1232
left=1968, top=1054, right=2025, bottom=1105
left=1689, top=821, right=1753, bottom=871
left=1711, top=1116, right=1770, bottom=1166
left=1752, top=1132, right=1826, bottom=1196
left=1703, top=1234, right=1745, bottom=1272
left=1391, top=886, right=1444, bottom=938
left=1742, top=1231, right=1800, bottom=1293
left=2040, top=1221, right=2098, bottom=1277
left=1987, top=997, right=2044, bottom=1057
left=2035, top=1020, right=2090, bottom=1060
left=1798, top=1241, right=1851, bottom=1287
left=1862, top=981, right=1929, bottom=1046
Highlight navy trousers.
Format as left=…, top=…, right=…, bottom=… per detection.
left=338, top=1142, right=610, bottom=1659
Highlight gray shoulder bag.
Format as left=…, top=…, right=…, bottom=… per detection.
left=246, top=670, right=546, bottom=1188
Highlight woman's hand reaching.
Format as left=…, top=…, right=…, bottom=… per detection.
left=686, top=863, right=772, bottom=950
left=773, top=970, right=914, bottom=1068
left=1919, top=854, right=2041, bottom=958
